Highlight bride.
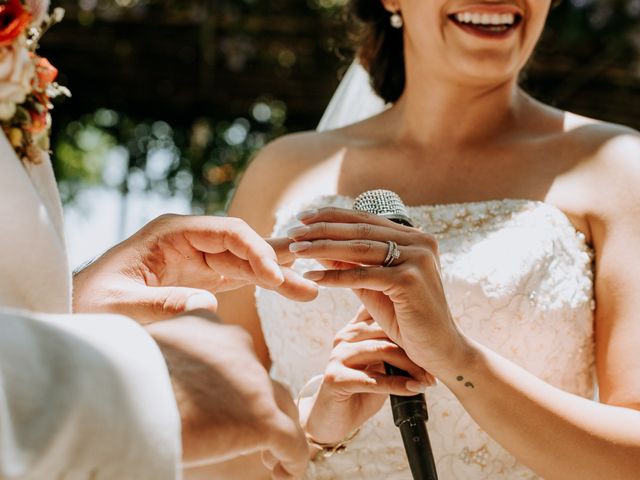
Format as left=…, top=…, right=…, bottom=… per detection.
left=214, top=0, right=640, bottom=478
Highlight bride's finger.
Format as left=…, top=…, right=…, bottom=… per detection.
left=339, top=340, right=428, bottom=382
left=303, top=255, right=439, bottom=292
left=291, top=240, right=416, bottom=267
left=261, top=450, right=279, bottom=470
left=287, top=221, right=418, bottom=246
left=335, top=321, right=388, bottom=344
left=297, top=207, right=415, bottom=234
left=333, top=370, right=430, bottom=396
left=354, top=305, right=374, bottom=323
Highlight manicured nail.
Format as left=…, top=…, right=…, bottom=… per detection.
left=287, top=225, right=310, bottom=239
left=406, top=380, right=427, bottom=394
left=296, top=209, right=318, bottom=222
left=289, top=241, right=312, bottom=253
left=186, top=292, right=217, bottom=311
left=304, top=270, right=326, bottom=282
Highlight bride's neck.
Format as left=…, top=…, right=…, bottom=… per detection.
left=390, top=66, right=528, bottom=148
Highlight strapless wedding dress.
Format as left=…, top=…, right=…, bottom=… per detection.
left=256, top=195, right=595, bottom=480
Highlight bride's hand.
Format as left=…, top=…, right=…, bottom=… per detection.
left=301, top=307, right=433, bottom=446
left=288, top=207, right=475, bottom=377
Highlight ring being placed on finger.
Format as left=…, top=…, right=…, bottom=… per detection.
left=383, top=240, right=401, bottom=267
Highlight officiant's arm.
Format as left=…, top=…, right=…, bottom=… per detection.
left=0, top=309, right=181, bottom=480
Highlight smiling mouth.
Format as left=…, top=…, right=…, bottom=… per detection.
left=448, top=11, right=523, bottom=36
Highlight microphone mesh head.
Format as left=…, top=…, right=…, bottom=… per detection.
left=353, top=189, right=413, bottom=226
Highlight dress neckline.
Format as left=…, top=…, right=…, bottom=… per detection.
left=315, top=194, right=590, bottom=244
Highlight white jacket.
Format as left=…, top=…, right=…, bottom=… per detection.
left=0, top=132, right=181, bottom=479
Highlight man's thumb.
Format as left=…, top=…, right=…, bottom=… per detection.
left=133, top=287, right=218, bottom=321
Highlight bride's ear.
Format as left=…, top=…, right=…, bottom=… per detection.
left=379, top=0, right=401, bottom=14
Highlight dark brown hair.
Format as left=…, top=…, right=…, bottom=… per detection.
left=348, top=0, right=563, bottom=104
left=349, top=0, right=405, bottom=104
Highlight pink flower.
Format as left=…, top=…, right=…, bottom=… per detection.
left=0, top=42, right=35, bottom=120
left=26, top=0, right=50, bottom=26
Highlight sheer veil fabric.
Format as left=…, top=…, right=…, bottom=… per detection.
left=317, top=61, right=387, bottom=132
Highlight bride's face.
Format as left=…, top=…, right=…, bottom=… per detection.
left=391, top=0, right=552, bottom=85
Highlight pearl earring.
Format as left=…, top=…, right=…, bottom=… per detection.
left=390, top=11, right=404, bottom=29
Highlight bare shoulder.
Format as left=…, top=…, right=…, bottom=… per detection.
left=226, top=129, right=351, bottom=236
left=559, top=112, right=640, bottom=237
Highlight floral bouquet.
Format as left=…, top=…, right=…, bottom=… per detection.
left=0, top=0, right=69, bottom=164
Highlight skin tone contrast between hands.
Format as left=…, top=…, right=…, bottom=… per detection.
left=73, top=215, right=319, bottom=479
left=213, top=0, right=640, bottom=478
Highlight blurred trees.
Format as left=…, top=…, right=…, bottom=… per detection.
left=42, top=0, right=639, bottom=214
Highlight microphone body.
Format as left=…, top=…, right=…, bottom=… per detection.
left=353, top=190, right=439, bottom=480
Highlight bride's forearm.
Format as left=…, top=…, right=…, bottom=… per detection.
left=440, top=339, right=640, bottom=480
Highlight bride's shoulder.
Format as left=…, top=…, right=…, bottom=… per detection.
left=559, top=111, right=640, bottom=224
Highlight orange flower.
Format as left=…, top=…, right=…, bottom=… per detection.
left=0, top=0, right=32, bottom=48
left=32, top=55, right=57, bottom=90
left=27, top=108, right=48, bottom=133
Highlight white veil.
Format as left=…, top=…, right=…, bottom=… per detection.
left=317, top=61, right=387, bottom=132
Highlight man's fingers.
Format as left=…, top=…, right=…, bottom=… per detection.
left=182, top=216, right=285, bottom=288
left=113, top=285, right=218, bottom=323
left=273, top=268, right=319, bottom=302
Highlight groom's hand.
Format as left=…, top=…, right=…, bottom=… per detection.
left=146, top=312, right=308, bottom=478
left=73, top=214, right=318, bottom=322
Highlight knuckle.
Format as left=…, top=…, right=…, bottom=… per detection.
left=333, top=329, right=350, bottom=346
left=320, top=207, right=338, bottom=219
left=228, top=217, right=248, bottom=231
left=355, top=210, right=371, bottom=221
left=415, top=249, right=437, bottom=271
left=323, top=365, right=342, bottom=386
left=351, top=268, right=368, bottom=282
left=398, top=265, right=421, bottom=285
left=318, top=222, right=329, bottom=237
left=350, top=240, right=372, bottom=255
left=356, top=223, right=373, bottom=239
left=155, top=213, right=178, bottom=224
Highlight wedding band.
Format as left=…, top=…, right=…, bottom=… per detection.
left=383, top=241, right=400, bottom=267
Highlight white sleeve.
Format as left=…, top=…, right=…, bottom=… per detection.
left=0, top=309, right=182, bottom=480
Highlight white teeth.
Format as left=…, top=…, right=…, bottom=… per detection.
left=454, top=11, right=516, bottom=26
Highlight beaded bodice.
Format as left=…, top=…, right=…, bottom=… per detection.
left=256, top=195, right=595, bottom=479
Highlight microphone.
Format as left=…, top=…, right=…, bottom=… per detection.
left=353, top=189, right=439, bottom=480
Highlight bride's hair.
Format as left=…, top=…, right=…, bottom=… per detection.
left=349, top=0, right=562, bottom=105
left=349, top=0, right=405, bottom=104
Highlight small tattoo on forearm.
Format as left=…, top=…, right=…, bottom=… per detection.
left=456, top=375, right=475, bottom=389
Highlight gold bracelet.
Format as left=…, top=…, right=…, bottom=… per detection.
left=306, top=428, right=361, bottom=459
left=295, top=375, right=361, bottom=459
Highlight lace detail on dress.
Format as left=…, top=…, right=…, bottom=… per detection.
left=257, top=196, right=595, bottom=480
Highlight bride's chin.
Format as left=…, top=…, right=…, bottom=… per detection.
left=445, top=55, right=523, bottom=86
